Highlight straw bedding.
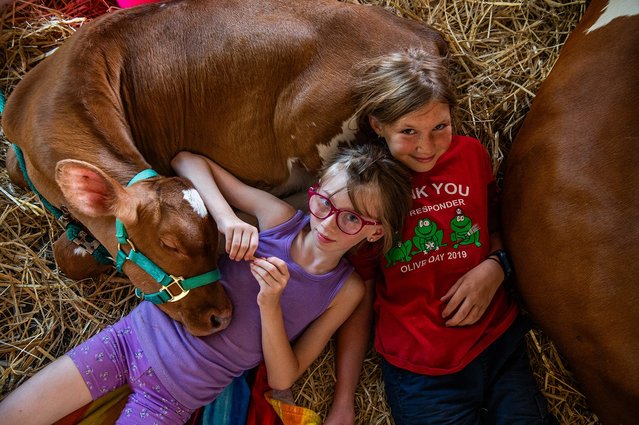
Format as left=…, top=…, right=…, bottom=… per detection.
left=0, top=0, right=597, bottom=423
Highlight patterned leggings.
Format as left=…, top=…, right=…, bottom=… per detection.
left=67, top=316, right=194, bottom=425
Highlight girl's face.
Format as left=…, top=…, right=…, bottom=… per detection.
left=370, top=102, right=452, bottom=173
left=309, top=173, right=383, bottom=252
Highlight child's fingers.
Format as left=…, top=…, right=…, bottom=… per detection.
left=440, top=279, right=461, bottom=303
left=226, top=227, right=258, bottom=261
left=224, top=231, right=234, bottom=257
left=444, top=298, right=472, bottom=326
left=249, top=266, right=266, bottom=286
left=229, top=231, right=245, bottom=260
left=224, top=228, right=241, bottom=259
left=242, top=231, right=259, bottom=261
left=251, top=260, right=278, bottom=282
left=261, top=257, right=289, bottom=278
left=441, top=291, right=463, bottom=319
left=250, top=263, right=279, bottom=292
left=251, top=258, right=288, bottom=288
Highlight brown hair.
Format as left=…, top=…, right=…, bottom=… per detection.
left=320, top=143, right=411, bottom=253
left=353, top=48, right=457, bottom=132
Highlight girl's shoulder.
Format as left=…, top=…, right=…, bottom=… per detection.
left=256, top=201, right=298, bottom=231
left=451, top=135, right=490, bottom=158
left=328, top=270, right=365, bottom=310
left=453, top=134, right=483, bottom=148
left=259, top=210, right=307, bottom=237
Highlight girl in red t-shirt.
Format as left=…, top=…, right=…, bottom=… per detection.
left=326, top=49, right=549, bottom=425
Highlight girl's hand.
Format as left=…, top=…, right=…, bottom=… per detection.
left=217, top=216, right=258, bottom=261
left=250, top=257, right=290, bottom=309
left=440, top=259, right=503, bottom=326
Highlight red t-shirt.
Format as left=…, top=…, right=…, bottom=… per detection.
left=374, top=135, right=518, bottom=375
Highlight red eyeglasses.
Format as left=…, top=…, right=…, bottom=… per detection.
left=307, top=185, right=381, bottom=235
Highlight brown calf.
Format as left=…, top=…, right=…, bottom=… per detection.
left=2, top=0, right=446, bottom=335
left=502, top=0, right=639, bottom=422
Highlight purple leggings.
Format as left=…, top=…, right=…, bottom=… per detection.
left=67, top=315, right=194, bottom=425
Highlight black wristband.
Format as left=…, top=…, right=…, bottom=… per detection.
left=488, top=249, right=512, bottom=281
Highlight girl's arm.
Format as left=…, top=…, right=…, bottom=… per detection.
left=441, top=173, right=505, bottom=326
left=171, top=152, right=295, bottom=260
left=251, top=257, right=365, bottom=390
left=325, top=278, right=375, bottom=425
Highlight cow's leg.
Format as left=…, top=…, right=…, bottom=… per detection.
left=5, top=146, right=28, bottom=189
left=53, top=235, right=112, bottom=280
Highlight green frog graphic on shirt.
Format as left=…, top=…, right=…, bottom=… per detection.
left=411, top=218, right=446, bottom=255
left=384, top=209, right=482, bottom=268
left=450, top=208, right=481, bottom=248
left=385, top=239, right=413, bottom=267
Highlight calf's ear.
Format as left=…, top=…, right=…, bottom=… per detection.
left=55, top=159, right=133, bottom=220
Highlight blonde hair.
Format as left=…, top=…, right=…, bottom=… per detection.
left=320, top=143, right=411, bottom=253
left=353, top=48, right=457, bottom=132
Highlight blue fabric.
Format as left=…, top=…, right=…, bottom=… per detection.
left=198, top=374, right=251, bottom=425
left=381, top=315, right=550, bottom=425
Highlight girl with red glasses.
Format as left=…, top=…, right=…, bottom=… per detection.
left=0, top=143, right=411, bottom=425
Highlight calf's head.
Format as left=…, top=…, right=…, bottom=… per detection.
left=55, top=159, right=232, bottom=336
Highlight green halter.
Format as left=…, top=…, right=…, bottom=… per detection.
left=13, top=144, right=220, bottom=305
left=114, top=169, right=221, bottom=304
left=12, top=144, right=112, bottom=265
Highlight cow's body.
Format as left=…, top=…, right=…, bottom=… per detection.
left=2, top=0, right=446, bottom=334
left=501, top=0, right=639, bottom=422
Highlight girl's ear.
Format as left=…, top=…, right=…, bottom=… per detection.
left=367, top=226, right=384, bottom=243
left=368, top=116, right=383, bottom=136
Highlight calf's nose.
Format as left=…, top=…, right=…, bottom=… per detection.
left=210, top=306, right=233, bottom=331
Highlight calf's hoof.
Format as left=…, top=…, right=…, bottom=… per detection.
left=53, top=235, right=112, bottom=280
left=5, top=146, right=29, bottom=189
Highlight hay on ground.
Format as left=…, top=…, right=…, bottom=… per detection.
left=0, top=1, right=596, bottom=424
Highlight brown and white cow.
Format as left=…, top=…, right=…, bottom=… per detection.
left=2, top=0, right=446, bottom=335
left=501, top=0, right=639, bottom=422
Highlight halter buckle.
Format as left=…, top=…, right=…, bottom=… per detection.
left=163, top=275, right=190, bottom=302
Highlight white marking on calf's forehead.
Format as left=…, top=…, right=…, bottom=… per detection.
left=182, top=189, right=209, bottom=218
left=74, top=247, right=88, bottom=257
left=317, top=114, right=359, bottom=163
left=586, top=0, right=639, bottom=33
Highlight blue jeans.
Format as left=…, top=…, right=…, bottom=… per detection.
left=381, top=315, right=549, bottom=425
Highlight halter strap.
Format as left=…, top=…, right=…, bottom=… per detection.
left=128, top=168, right=159, bottom=185
left=134, top=268, right=222, bottom=304
left=12, top=144, right=112, bottom=264
left=12, top=148, right=221, bottom=305
left=115, top=169, right=221, bottom=304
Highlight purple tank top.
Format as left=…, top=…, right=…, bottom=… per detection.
left=131, top=211, right=353, bottom=409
